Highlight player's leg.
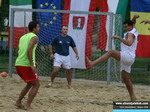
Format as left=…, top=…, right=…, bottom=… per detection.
left=48, top=53, right=61, bottom=86
left=49, top=66, right=60, bottom=86
left=15, top=83, right=32, bottom=108
left=120, top=52, right=136, bottom=101
left=121, top=70, right=136, bottom=101
left=86, top=50, right=120, bottom=68
left=25, top=80, right=40, bottom=110
left=63, top=55, right=72, bottom=89
left=15, top=66, right=32, bottom=108
left=65, top=69, right=72, bottom=89
left=15, top=66, right=40, bottom=109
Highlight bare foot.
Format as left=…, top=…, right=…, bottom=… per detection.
left=86, top=57, right=93, bottom=69
left=131, top=96, right=137, bottom=101
left=68, top=85, right=73, bottom=89
left=15, top=103, right=24, bottom=108
left=24, top=106, right=33, bottom=110
left=48, top=82, right=53, bottom=87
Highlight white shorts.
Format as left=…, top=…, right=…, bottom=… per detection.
left=54, top=53, right=71, bottom=69
left=120, top=51, right=135, bottom=73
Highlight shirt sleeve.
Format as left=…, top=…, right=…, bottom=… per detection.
left=129, top=28, right=138, bottom=39
left=70, top=37, right=76, bottom=48
left=51, top=37, right=57, bottom=46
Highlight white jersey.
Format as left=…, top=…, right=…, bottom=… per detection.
left=121, top=28, right=138, bottom=58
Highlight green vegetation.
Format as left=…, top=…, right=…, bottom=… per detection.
left=0, top=51, right=9, bottom=72
left=132, top=57, right=150, bottom=68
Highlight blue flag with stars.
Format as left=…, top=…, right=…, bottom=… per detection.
left=36, top=0, right=62, bottom=45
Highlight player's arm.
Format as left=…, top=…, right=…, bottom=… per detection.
left=48, top=45, right=55, bottom=60
left=48, top=45, right=53, bottom=55
left=27, top=36, right=38, bottom=69
left=72, top=47, right=79, bottom=60
left=49, top=38, right=57, bottom=60
left=16, top=40, right=20, bottom=57
left=16, top=48, right=18, bottom=57
left=70, top=37, right=79, bottom=60
left=131, top=14, right=139, bottom=25
left=113, top=33, right=135, bottom=46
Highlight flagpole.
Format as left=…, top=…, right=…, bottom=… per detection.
left=8, top=8, right=15, bottom=77
left=107, top=13, right=114, bottom=84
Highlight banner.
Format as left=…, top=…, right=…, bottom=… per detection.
left=9, top=0, right=32, bottom=48
left=131, top=0, right=150, bottom=57
left=36, top=0, right=61, bottom=45
left=0, top=0, right=2, bottom=7
left=98, top=0, right=128, bottom=50
left=63, top=0, right=97, bottom=68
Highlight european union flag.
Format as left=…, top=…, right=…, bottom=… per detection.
left=36, top=0, right=62, bottom=45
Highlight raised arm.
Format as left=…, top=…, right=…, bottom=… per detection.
left=131, top=14, right=139, bottom=25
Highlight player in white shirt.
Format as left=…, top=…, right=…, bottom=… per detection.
left=86, top=15, right=139, bottom=101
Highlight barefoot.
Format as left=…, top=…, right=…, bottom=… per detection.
left=86, top=57, right=93, bottom=69
left=15, top=103, right=24, bottom=108
left=48, top=82, right=53, bottom=87
left=68, top=85, right=73, bottom=89
left=131, top=96, right=137, bottom=101
left=24, top=106, right=33, bottom=110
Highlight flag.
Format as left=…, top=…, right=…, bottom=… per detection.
left=131, top=0, right=150, bottom=57
left=98, top=0, right=128, bottom=50
left=8, top=0, right=32, bottom=48
left=0, top=0, right=2, bottom=7
left=36, top=0, right=61, bottom=45
left=63, top=0, right=97, bottom=69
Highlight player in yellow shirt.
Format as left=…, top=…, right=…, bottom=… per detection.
left=15, top=21, right=40, bottom=110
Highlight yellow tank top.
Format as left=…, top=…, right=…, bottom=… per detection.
left=15, top=32, right=37, bottom=67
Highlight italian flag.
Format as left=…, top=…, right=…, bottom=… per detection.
left=0, top=0, right=2, bottom=7
left=98, top=0, right=128, bottom=50
left=9, top=0, right=32, bottom=48
left=63, top=0, right=97, bottom=69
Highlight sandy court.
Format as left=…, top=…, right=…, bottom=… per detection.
left=0, top=74, right=150, bottom=112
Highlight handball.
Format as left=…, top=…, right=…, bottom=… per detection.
left=1, top=72, right=8, bottom=77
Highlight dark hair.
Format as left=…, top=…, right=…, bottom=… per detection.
left=123, top=20, right=133, bottom=26
left=28, top=21, right=38, bottom=32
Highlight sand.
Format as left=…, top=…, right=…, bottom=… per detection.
left=0, top=74, right=150, bottom=112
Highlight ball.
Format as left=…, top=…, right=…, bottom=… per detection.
left=1, top=72, right=8, bottom=77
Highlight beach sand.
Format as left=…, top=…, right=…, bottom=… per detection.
left=0, top=75, right=150, bottom=112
